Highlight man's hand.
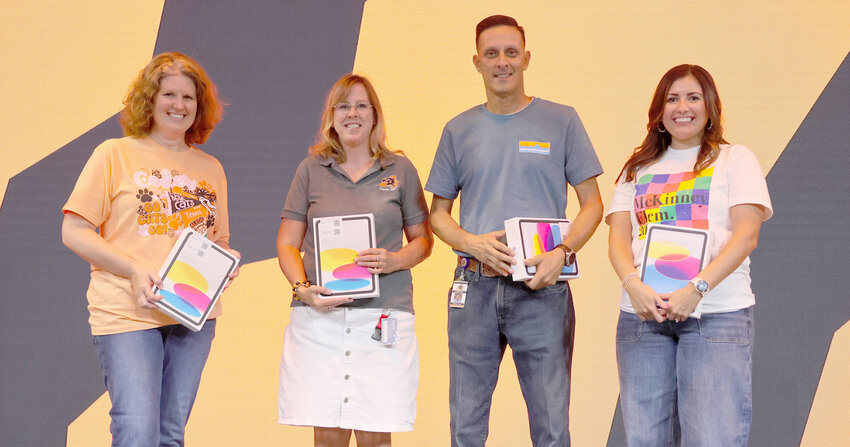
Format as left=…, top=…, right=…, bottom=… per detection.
left=524, top=249, right=564, bottom=290
left=463, top=230, right=515, bottom=276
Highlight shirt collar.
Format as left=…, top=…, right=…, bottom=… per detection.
left=318, top=152, right=397, bottom=169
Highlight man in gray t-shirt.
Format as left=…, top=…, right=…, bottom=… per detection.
left=425, top=15, right=603, bottom=447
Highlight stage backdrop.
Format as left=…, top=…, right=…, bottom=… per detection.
left=1, top=1, right=848, bottom=446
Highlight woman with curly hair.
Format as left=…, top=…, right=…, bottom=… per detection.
left=606, top=64, right=773, bottom=446
left=62, top=52, right=239, bottom=446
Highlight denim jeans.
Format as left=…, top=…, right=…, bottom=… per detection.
left=616, top=308, right=753, bottom=447
left=448, top=266, right=574, bottom=447
left=92, top=321, right=216, bottom=447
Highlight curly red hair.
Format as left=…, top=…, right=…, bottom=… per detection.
left=120, top=52, right=223, bottom=145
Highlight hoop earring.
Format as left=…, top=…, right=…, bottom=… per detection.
left=657, top=123, right=667, bottom=133
left=706, top=119, right=713, bottom=130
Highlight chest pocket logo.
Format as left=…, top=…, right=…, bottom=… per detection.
left=518, top=140, right=550, bottom=155
left=379, top=175, right=399, bottom=191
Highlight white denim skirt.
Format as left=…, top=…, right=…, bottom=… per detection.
left=278, top=306, right=418, bottom=432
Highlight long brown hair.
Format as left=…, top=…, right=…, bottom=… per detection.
left=616, top=64, right=727, bottom=183
left=120, top=52, right=223, bottom=146
left=309, top=74, right=395, bottom=164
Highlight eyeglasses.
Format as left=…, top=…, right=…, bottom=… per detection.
left=333, top=102, right=373, bottom=114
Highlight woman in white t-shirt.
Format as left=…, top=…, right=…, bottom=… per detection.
left=606, top=64, right=772, bottom=446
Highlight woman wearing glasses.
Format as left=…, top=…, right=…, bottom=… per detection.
left=276, top=74, right=432, bottom=447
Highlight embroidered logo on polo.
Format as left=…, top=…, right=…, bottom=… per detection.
left=633, top=168, right=713, bottom=239
left=518, top=140, right=550, bottom=155
left=379, top=175, right=398, bottom=191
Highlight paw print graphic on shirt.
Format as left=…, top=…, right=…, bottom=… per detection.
left=136, top=188, right=153, bottom=202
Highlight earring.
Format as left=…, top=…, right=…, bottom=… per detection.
left=706, top=119, right=713, bottom=130
left=657, top=123, right=667, bottom=133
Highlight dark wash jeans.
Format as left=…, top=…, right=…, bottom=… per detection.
left=448, top=266, right=574, bottom=447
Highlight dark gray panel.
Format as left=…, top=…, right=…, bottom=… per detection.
left=153, top=0, right=368, bottom=263
left=606, top=403, right=626, bottom=446
left=748, top=52, right=850, bottom=446
left=608, top=53, right=850, bottom=447
left=0, top=121, right=121, bottom=447
left=0, top=1, right=365, bottom=445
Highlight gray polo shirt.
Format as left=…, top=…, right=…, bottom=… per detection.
left=282, top=151, right=428, bottom=313
left=425, top=98, right=603, bottom=256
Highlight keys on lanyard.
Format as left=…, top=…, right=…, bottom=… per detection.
left=371, top=308, right=397, bottom=345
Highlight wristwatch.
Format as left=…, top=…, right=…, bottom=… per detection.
left=690, top=277, right=709, bottom=296
left=554, top=244, right=576, bottom=267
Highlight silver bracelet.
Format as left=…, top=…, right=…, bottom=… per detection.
left=621, top=271, right=639, bottom=289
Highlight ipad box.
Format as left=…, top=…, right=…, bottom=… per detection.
left=152, top=228, right=240, bottom=331
left=313, top=213, right=380, bottom=299
left=504, top=217, right=579, bottom=282
left=639, top=224, right=711, bottom=318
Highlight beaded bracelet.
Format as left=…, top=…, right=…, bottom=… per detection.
left=291, top=280, right=310, bottom=300
left=621, top=271, right=639, bottom=290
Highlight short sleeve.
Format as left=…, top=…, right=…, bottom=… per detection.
left=399, top=159, right=428, bottom=227
left=606, top=175, right=636, bottom=219
left=208, top=164, right=230, bottom=246
left=563, top=110, right=603, bottom=186
left=63, top=141, right=115, bottom=226
left=727, top=146, right=773, bottom=221
left=424, top=126, right=460, bottom=200
left=281, top=158, right=311, bottom=222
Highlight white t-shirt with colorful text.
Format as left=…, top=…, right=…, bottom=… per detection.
left=607, top=144, right=772, bottom=314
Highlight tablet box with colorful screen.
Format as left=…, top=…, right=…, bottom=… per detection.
left=504, top=217, right=579, bottom=282
left=313, top=213, right=380, bottom=299
left=639, top=224, right=710, bottom=318
left=152, top=228, right=239, bottom=331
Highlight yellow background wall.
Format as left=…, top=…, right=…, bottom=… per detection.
left=2, top=1, right=848, bottom=445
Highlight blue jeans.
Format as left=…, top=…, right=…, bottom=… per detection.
left=448, top=267, right=574, bottom=447
left=616, top=308, right=753, bottom=447
left=92, top=321, right=216, bottom=447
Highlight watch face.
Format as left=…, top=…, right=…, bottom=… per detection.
left=696, top=280, right=709, bottom=293
left=564, top=250, right=576, bottom=267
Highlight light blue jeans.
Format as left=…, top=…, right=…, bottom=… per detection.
left=92, top=321, right=216, bottom=447
left=616, top=308, right=753, bottom=447
left=448, top=266, right=574, bottom=447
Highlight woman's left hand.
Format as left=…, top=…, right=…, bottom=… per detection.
left=355, top=248, right=401, bottom=275
left=659, top=283, right=702, bottom=322
left=224, top=248, right=241, bottom=289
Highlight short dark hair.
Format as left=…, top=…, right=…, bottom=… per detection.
left=475, top=15, right=525, bottom=49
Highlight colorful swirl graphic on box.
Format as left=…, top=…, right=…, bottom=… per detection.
left=643, top=239, right=701, bottom=294
left=319, top=248, right=372, bottom=291
left=633, top=168, right=713, bottom=239
left=530, top=222, right=576, bottom=274
left=159, top=261, right=213, bottom=318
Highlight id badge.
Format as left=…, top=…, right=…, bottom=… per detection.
left=449, top=280, right=468, bottom=308
left=380, top=317, right=398, bottom=345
